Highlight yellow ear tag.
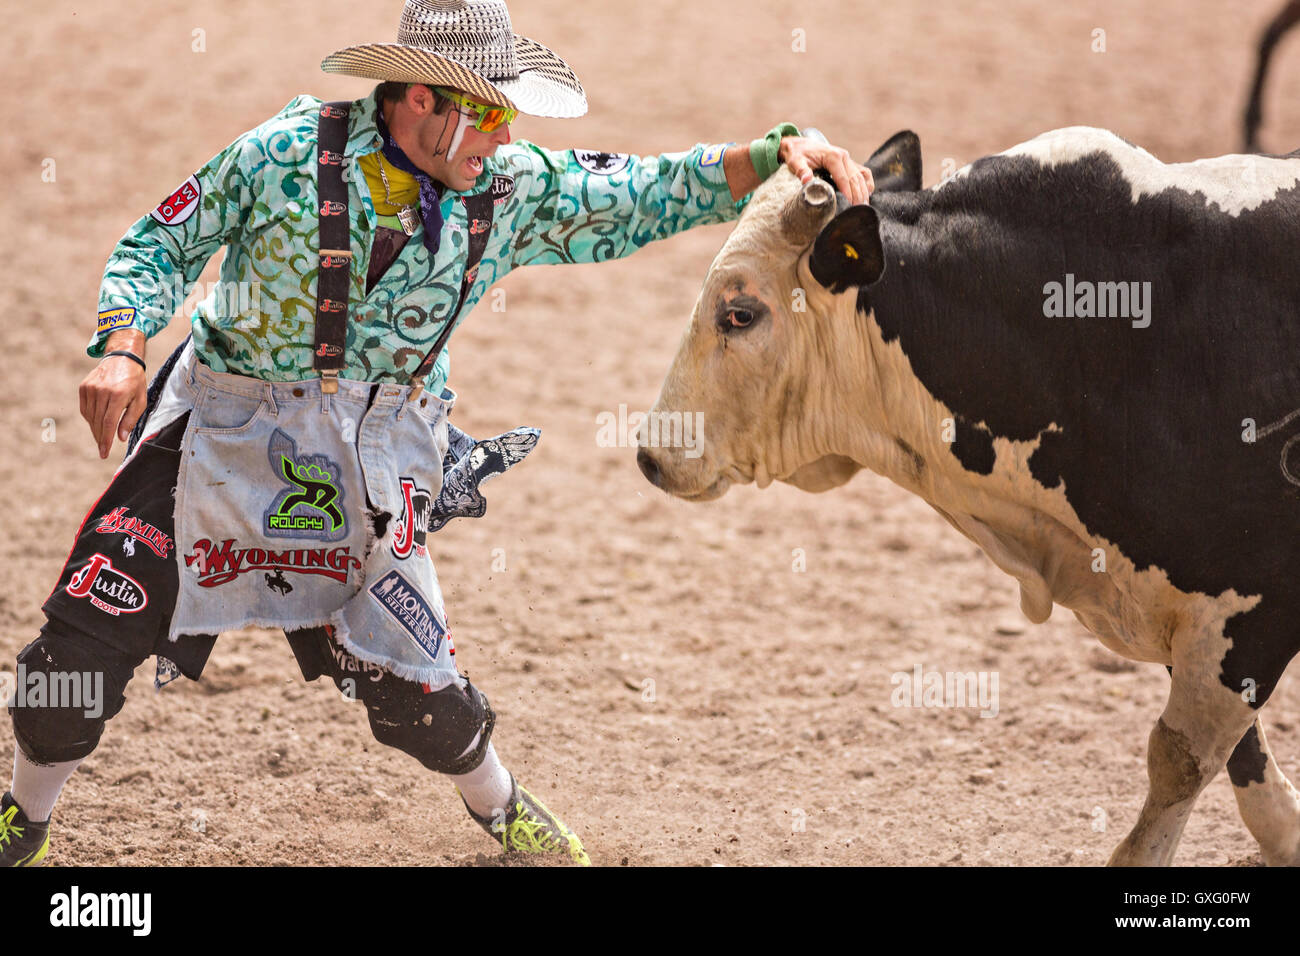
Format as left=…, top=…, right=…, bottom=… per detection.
left=843, top=243, right=859, bottom=259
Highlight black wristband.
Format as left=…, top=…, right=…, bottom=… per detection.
left=104, top=350, right=146, bottom=372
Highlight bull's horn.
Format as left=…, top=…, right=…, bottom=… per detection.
left=781, top=178, right=836, bottom=245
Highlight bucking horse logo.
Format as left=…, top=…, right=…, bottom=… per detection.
left=265, top=569, right=294, bottom=595
left=573, top=149, right=631, bottom=176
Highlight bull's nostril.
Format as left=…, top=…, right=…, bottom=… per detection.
left=637, top=447, right=663, bottom=487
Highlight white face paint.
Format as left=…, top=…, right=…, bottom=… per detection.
left=445, top=108, right=473, bottom=165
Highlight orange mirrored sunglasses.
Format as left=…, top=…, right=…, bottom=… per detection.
left=435, top=87, right=518, bottom=133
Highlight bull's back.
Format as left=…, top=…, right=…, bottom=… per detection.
left=866, top=128, right=1300, bottom=670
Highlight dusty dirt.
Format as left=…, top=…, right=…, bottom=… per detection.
left=1, top=0, right=1298, bottom=867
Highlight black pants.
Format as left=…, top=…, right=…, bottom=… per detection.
left=11, top=412, right=494, bottom=775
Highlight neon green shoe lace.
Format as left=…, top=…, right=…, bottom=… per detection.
left=503, top=815, right=589, bottom=864
left=505, top=812, right=559, bottom=852
left=462, top=779, right=591, bottom=865
left=510, top=788, right=590, bottom=865
left=0, top=805, right=25, bottom=848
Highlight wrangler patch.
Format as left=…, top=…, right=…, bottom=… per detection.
left=96, top=307, right=137, bottom=335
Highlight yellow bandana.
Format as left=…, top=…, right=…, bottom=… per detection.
left=359, top=151, right=419, bottom=216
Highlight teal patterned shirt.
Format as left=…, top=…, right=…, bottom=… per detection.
left=93, top=87, right=751, bottom=392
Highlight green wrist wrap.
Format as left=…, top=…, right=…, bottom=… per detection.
left=749, top=122, right=802, bottom=181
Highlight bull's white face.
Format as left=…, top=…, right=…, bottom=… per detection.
left=639, top=170, right=881, bottom=499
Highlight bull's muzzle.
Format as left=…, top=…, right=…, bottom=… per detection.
left=636, top=447, right=664, bottom=488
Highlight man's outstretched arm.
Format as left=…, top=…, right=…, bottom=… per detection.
left=501, top=124, right=875, bottom=270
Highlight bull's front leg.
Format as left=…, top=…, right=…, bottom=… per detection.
left=1108, top=632, right=1259, bottom=866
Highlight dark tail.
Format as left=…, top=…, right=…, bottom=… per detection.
left=1244, top=0, right=1300, bottom=153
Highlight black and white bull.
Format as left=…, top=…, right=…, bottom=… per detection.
left=638, top=127, right=1300, bottom=866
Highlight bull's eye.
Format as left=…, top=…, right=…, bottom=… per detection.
left=715, top=294, right=768, bottom=334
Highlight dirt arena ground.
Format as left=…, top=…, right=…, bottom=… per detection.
left=1, top=0, right=1298, bottom=867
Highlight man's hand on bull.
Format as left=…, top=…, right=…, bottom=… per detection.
left=779, top=137, right=874, bottom=204
left=724, top=130, right=874, bottom=204
left=80, top=328, right=148, bottom=460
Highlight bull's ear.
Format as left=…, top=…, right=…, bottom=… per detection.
left=865, top=130, right=922, bottom=192
left=809, top=205, right=884, bottom=292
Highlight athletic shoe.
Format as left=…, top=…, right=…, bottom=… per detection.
left=0, top=792, right=51, bottom=867
left=463, top=777, right=590, bottom=866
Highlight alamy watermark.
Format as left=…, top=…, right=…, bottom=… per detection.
left=890, top=663, right=999, bottom=718
left=130, top=276, right=261, bottom=322
left=1042, top=274, right=1151, bottom=328
left=2, top=665, right=104, bottom=719
left=596, top=403, right=704, bottom=459
left=50, top=886, right=151, bottom=936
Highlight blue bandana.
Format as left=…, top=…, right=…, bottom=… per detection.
left=375, top=111, right=445, bottom=256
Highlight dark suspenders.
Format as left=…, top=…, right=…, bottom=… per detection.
left=313, top=102, right=353, bottom=394
left=312, top=101, right=497, bottom=397
left=408, top=189, right=496, bottom=388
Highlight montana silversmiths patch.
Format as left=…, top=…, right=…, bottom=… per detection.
left=263, top=429, right=348, bottom=540
left=97, top=307, right=137, bottom=335
left=573, top=150, right=631, bottom=176
left=368, top=569, right=447, bottom=661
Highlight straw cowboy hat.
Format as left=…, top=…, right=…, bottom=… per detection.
left=321, top=0, right=587, bottom=118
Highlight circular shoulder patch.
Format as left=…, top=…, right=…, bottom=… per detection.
left=150, top=175, right=202, bottom=226
left=572, top=150, right=631, bottom=176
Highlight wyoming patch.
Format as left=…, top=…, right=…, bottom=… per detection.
left=150, top=174, right=202, bottom=226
